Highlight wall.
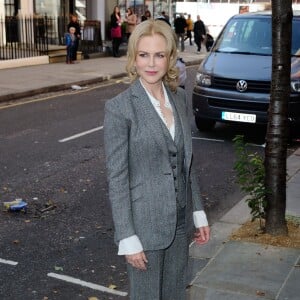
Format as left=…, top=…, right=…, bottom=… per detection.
left=175, top=2, right=269, bottom=38
left=19, top=0, right=34, bottom=16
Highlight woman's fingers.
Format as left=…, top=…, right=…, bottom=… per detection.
left=194, top=226, right=210, bottom=245
left=126, top=251, right=148, bottom=270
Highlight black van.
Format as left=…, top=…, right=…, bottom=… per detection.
left=192, top=11, right=300, bottom=131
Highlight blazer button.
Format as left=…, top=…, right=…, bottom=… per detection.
left=174, top=176, right=177, bottom=180
left=175, top=188, right=178, bottom=192
left=172, top=165, right=176, bottom=169
left=172, top=154, right=177, bottom=157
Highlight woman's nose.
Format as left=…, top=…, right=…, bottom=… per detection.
left=148, top=55, right=155, bottom=66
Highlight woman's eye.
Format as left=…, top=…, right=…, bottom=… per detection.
left=157, top=53, right=165, bottom=58
left=139, top=53, right=147, bottom=58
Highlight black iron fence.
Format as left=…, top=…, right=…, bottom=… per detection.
left=0, top=15, right=51, bottom=60
left=0, top=15, right=103, bottom=61
left=81, top=20, right=103, bottom=57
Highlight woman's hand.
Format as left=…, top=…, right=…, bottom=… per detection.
left=125, top=251, right=148, bottom=270
left=194, top=226, right=210, bottom=245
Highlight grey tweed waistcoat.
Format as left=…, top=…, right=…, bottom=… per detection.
left=158, top=99, right=186, bottom=208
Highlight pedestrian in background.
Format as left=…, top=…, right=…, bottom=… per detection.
left=161, top=11, right=170, bottom=23
left=156, top=11, right=171, bottom=26
left=110, top=6, right=122, bottom=57
left=67, top=14, right=81, bottom=62
left=176, top=57, right=187, bottom=89
left=104, top=19, right=210, bottom=300
left=185, top=14, right=193, bottom=46
left=125, top=7, right=137, bottom=41
left=205, top=32, right=214, bottom=51
left=193, top=15, right=206, bottom=53
left=141, top=9, right=151, bottom=22
left=65, top=26, right=76, bottom=64
left=174, top=13, right=187, bottom=52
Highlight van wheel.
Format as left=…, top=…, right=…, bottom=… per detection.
left=195, top=117, right=216, bottom=131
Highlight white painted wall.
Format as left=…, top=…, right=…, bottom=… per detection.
left=19, top=0, right=34, bottom=16
left=176, top=3, right=300, bottom=38
left=0, top=0, right=4, bottom=18
left=176, top=2, right=269, bottom=38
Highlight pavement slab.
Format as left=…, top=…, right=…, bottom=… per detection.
left=187, top=285, right=264, bottom=300
left=192, top=241, right=300, bottom=300
left=189, top=222, right=241, bottom=259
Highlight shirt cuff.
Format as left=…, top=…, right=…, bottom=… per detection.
left=118, top=235, right=144, bottom=255
left=193, top=210, right=208, bottom=228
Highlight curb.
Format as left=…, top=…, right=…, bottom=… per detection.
left=0, top=72, right=128, bottom=103
left=0, top=59, right=203, bottom=103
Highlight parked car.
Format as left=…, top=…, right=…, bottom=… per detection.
left=192, top=11, right=300, bottom=132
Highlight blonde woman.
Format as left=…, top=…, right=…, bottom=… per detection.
left=104, top=20, right=210, bottom=300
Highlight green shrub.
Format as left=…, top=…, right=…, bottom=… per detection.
left=233, top=135, right=267, bottom=228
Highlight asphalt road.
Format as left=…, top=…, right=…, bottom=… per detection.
left=1, top=66, right=294, bottom=300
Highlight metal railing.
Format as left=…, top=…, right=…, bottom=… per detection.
left=0, top=15, right=104, bottom=61
left=80, top=20, right=103, bottom=57
left=0, top=15, right=51, bottom=60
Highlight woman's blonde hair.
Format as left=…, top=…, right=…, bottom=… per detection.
left=126, top=19, right=179, bottom=91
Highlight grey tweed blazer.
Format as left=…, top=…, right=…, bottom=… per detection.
left=104, top=79, right=204, bottom=251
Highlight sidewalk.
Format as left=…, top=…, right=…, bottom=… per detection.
left=188, top=147, right=300, bottom=300
left=0, top=43, right=205, bottom=103
left=0, top=43, right=299, bottom=300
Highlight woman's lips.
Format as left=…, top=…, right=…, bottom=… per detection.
left=145, top=71, right=157, bottom=75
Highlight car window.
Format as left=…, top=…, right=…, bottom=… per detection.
left=215, top=17, right=272, bottom=55
left=215, top=16, right=300, bottom=56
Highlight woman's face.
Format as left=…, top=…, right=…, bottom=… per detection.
left=135, top=34, right=168, bottom=89
left=115, top=6, right=120, bottom=14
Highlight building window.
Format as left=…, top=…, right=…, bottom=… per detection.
left=75, top=0, right=86, bottom=22
left=34, top=0, right=60, bottom=16
left=5, top=0, right=18, bottom=17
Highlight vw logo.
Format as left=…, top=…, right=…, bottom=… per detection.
left=236, top=80, right=248, bottom=92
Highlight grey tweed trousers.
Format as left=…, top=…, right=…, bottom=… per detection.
left=127, top=206, right=188, bottom=300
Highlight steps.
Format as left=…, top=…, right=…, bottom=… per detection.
left=47, top=45, right=82, bottom=63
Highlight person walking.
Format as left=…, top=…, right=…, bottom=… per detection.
left=156, top=11, right=171, bottom=26
left=125, top=7, right=137, bottom=41
left=185, top=14, right=193, bottom=45
left=104, top=19, right=210, bottom=300
left=67, top=14, right=81, bottom=62
left=174, top=14, right=187, bottom=52
left=110, top=6, right=122, bottom=57
left=161, top=11, right=170, bottom=24
left=193, top=15, right=206, bottom=53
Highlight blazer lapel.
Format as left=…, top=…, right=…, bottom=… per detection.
left=130, top=80, right=170, bottom=157
left=167, top=88, right=193, bottom=170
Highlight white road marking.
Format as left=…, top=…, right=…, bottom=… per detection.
left=0, top=258, right=18, bottom=266
left=47, top=272, right=128, bottom=297
left=192, top=136, right=225, bottom=143
left=59, top=126, right=103, bottom=143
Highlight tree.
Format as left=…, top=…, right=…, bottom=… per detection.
left=264, top=0, right=293, bottom=235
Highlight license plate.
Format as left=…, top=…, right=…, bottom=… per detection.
left=221, top=111, right=256, bottom=123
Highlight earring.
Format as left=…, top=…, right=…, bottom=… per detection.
left=131, top=66, right=137, bottom=75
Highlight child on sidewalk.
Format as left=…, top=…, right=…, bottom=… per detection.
left=65, top=27, right=77, bottom=64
